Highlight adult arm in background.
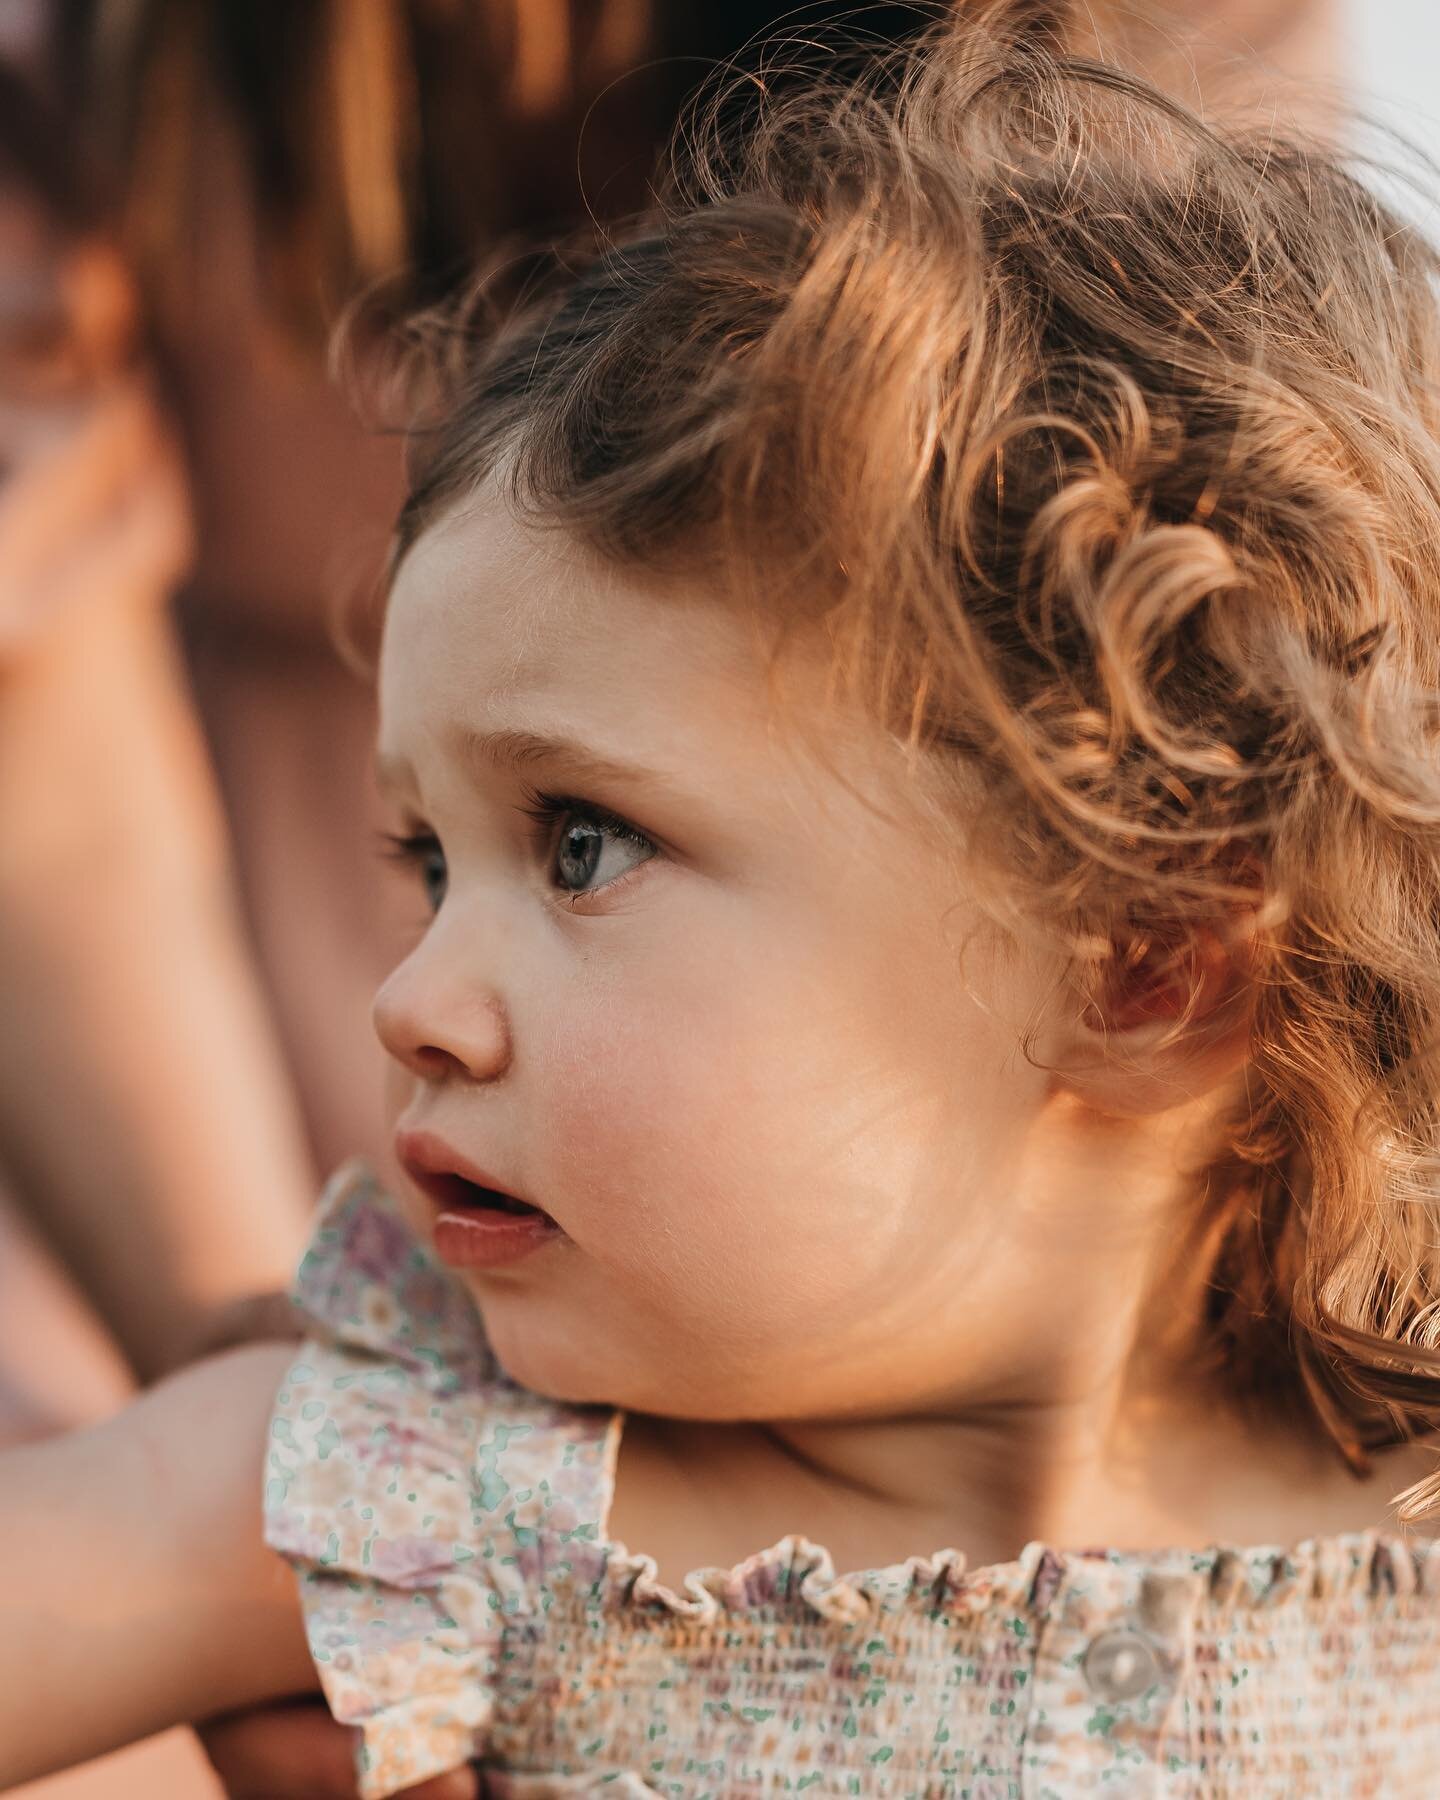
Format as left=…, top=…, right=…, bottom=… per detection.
left=0, top=1332, right=484, bottom=1799
left=0, top=235, right=318, bottom=1384
left=0, top=1343, right=319, bottom=1786
left=0, top=1342, right=479, bottom=1797
left=1057, top=0, right=1346, bottom=134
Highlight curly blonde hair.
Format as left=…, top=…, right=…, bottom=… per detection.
left=387, top=1, right=1440, bottom=1517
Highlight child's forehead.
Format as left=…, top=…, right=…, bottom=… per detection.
left=392, top=492, right=601, bottom=633
left=378, top=494, right=943, bottom=826
left=386, top=489, right=804, bottom=699
left=383, top=496, right=768, bottom=748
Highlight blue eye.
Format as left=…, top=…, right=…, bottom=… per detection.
left=378, top=791, right=656, bottom=915
left=378, top=831, right=448, bottom=912
left=517, top=785, right=657, bottom=901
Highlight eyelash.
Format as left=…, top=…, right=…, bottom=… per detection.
left=377, top=784, right=656, bottom=911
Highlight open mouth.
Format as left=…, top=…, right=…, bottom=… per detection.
left=393, top=1132, right=563, bottom=1269
left=417, top=1168, right=548, bottom=1219
left=413, top=1167, right=563, bottom=1268
left=467, top=1186, right=539, bottom=1215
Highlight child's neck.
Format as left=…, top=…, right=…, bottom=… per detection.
left=608, top=1107, right=1440, bottom=1584
left=610, top=1382, right=1439, bottom=1587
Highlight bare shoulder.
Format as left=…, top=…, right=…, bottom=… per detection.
left=120, top=1342, right=318, bottom=1670
left=82, top=1341, right=292, bottom=1518
left=76, top=1340, right=319, bottom=1697
left=126, top=1336, right=298, bottom=1463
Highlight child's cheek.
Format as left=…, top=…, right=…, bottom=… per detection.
left=538, top=961, right=865, bottom=1295
left=538, top=999, right=711, bottom=1240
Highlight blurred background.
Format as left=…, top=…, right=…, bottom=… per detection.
left=1357, top=1, right=1440, bottom=166
left=0, top=2, right=1434, bottom=1796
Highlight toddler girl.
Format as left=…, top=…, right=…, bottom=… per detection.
left=7, top=3, right=1440, bottom=1793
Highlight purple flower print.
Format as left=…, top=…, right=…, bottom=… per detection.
left=344, top=1204, right=414, bottom=1285
left=369, top=1532, right=456, bottom=1585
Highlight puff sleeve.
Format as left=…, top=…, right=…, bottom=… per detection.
left=262, top=1159, right=505, bottom=1798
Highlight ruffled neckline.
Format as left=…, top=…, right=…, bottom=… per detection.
left=594, top=1521, right=1440, bottom=1626
left=591, top=1401, right=1440, bottom=1626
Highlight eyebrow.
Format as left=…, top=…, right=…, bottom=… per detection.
left=376, top=725, right=683, bottom=802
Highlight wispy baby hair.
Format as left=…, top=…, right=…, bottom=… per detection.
left=389, top=1, right=1440, bottom=1514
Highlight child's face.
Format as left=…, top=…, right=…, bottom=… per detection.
left=374, top=490, right=1068, bottom=1420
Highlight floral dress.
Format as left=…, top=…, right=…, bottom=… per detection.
left=263, top=1162, right=1440, bottom=1799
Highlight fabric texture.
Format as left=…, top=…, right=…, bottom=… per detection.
left=263, top=1161, right=1440, bottom=1799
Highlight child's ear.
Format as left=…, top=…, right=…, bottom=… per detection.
left=1052, top=919, right=1257, bottom=1118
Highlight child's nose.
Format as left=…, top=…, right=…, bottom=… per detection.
left=372, top=945, right=512, bottom=1085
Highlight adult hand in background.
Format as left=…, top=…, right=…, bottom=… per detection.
left=199, top=1699, right=478, bottom=1800
left=0, top=235, right=192, bottom=658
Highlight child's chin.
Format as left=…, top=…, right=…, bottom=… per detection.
left=476, top=1305, right=627, bottom=1408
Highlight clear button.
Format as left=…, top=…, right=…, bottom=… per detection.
left=1081, top=1626, right=1164, bottom=1701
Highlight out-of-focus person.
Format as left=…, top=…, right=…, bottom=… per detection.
left=0, top=55, right=315, bottom=1434
left=0, top=57, right=315, bottom=1800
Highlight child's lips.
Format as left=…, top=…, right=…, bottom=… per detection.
left=430, top=1204, right=564, bottom=1269
left=395, top=1127, right=539, bottom=1210
left=394, top=1128, right=564, bottom=1269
